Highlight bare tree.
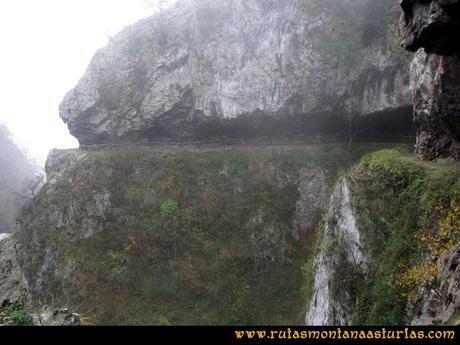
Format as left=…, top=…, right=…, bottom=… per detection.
left=0, top=123, right=38, bottom=233
left=146, top=0, right=171, bottom=46
left=22, top=172, right=45, bottom=200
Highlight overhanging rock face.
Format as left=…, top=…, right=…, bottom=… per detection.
left=400, top=0, right=460, bottom=55
left=400, top=0, right=460, bottom=159
left=60, top=0, right=412, bottom=146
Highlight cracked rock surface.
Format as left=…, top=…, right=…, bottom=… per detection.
left=61, top=0, right=412, bottom=145
left=400, top=0, right=460, bottom=159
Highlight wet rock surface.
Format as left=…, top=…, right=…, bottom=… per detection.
left=400, top=0, right=460, bottom=159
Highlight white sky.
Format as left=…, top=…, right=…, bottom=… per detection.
left=0, top=0, right=175, bottom=167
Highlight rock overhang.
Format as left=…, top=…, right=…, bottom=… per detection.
left=60, top=0, right=413, bottom=146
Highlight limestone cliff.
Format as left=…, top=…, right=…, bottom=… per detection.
left=60, top=0, right=412, bottom=145
left=305, top=149, right=460, bottom=325
left=0, top=234, right=79, bottom=326
left=14, top=144, right=367, bottom=324
left=400, top=0, right=460, bottom=159
left=13, top=145, right=460, bottom=325
left=306, top=180, right=368, bottom=325
left=0, top=234, right=29, bottom=305
left=2, top=0, right=459, bottom=327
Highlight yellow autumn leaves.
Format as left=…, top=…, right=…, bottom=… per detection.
left=397, top=200, right=460, bottom=301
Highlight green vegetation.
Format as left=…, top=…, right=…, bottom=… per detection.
left=300, top=254, right=316, bottom=320
left=447, top=309, right=460, bottom=325
left=20, top=144, right=371, bottom=325
left=0, top=303, right=33, bottom=326
left=398, top=201, right=460, bottom=302
left=344, top=149, right=460, bottom=324
left=19, top=144, right=445, bottom=325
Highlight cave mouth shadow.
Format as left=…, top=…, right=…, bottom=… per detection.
left=82, top=106, right=415, bottom=146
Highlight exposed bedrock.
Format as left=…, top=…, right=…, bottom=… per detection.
left=15, top=145, right=355, bottom=324
left=411, top=245, right=460, bottom=325
left=0, top=232, right=81, bottom=326
left=400, top=0, right=460, bottom=159
left=305, top=149, right=460, bottom=325
left=306, top=180, right=369, bottom=326
left=60, top=0, right=412, bottom=146
left=400, top=0, right=460, bottom=55
left=0, top=234, right=29, bottom=306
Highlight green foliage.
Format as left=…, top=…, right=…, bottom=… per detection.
left=18, top=144, right=412, bottom=325
left=347, top=149, right=460, bottom=324
left=318, top=237, right=335, bottom=254
left=300, top=256, right=316, bottom=316
left=397, top=200, right=460, bottom=301
left=106, top=250, right=130, bottom=285
left=446, top=309, right=460, bottom=325
left=0, top=303, right=33, bottom=326
left=160, top=199, right=180, bottom=222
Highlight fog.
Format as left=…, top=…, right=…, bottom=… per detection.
left=0, top=0, right=174, bottom=166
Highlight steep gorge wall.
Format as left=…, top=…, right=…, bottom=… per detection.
left=60, top=0, right=412, bottom=146
left=306, top=181, right=368, bottom=325
left=302, top=0, right=460, bottom=327
left=305, top=149, right=460, bottom=325
left=15, top=144, right=360, bottom=324
left=10, top=145, right=460, bottom=325
left=3, top=0, right=460, bottom=327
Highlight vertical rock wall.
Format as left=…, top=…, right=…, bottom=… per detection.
left=400, top=0, right=460, bottom=159
left=306, top=181, right=368, bottom=325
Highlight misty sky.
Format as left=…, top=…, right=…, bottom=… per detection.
left=0, top=0, right=176, bottom=166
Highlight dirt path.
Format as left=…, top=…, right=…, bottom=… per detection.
left=79, top=141, right=351, bottom=154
